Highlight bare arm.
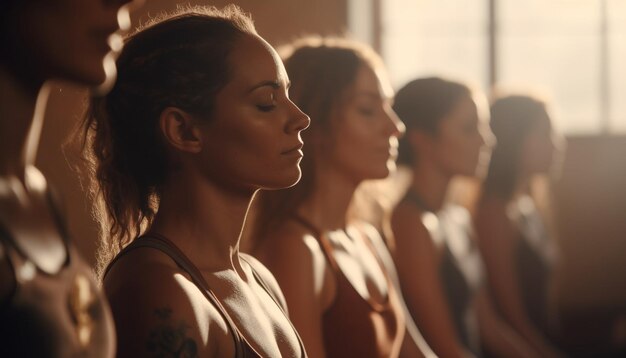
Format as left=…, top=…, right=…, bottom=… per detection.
left=475, top=200, right=562, bottom=358
left=255, top=225, right=330, bottom=358
left=475, top=287, right=541, bottom=357
left=104, top=254, right=221, bottom=357
left=391, top=203, right=475, bottom=358
left=358, top=222, right=436, bottom=358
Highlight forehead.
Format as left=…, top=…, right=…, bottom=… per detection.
left=226, top=34, right=287, bottom=89
left=349, top=64, right=393, bottom=100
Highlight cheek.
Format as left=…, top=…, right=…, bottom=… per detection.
left=439, top=135, right=482, bottom=175
left=39, top=2, right=114, bottom=85
left=210, top=113, right=301, bottom=189
left=526, top=138, right=555, bottom=172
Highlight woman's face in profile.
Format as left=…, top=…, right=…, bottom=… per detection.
left=521, top=112, right=564, bottom=175
left=432, top=95, right=493, bottom=178
left=195, top=34, right=310, bottom=192
left=327, top=64, right=405, bottom=182
left=8, top=0, right=140, bottom=87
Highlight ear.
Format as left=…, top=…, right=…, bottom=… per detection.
left=159, top=107, right=203, bottom=154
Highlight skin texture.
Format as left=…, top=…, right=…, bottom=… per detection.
left=104, top=33, right=311, bottom=357
left=476, top=111, right=565, bottom=358
left=391, top=92, right=543, bottom=358
left=2, top=0, right=139, bottom=90
left=254, top=63, right=435, bottom=358
left=0, top=1, right=141, bottom=356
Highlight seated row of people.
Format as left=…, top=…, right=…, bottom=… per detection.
left=1, top=3, right=564, bottom=357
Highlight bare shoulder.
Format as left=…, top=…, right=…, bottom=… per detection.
left=352, top=220, right=385, bottom=247
left=474, top=196, right=517, bottom=245
left=254, top=221, right=326, bottom=276
left=104, top=247, right=231, bottom=357
left=475, top=196, right=510, bottom=224
left=252, top=220, right=332, bottom=310
left=391, top=200, right=434, bottom=248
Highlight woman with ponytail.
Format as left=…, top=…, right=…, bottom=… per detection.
left=80, top=6, right=310, bottom=357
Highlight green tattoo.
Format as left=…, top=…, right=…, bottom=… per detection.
left=146, top=307, right=199, bottom=358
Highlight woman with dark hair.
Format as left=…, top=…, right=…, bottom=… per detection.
left=475, top=95, right=565, bottom=357
left=80, top=6, right=310, bottom=357
left=390, top=77, right=543, bottom=357
left=250, top=37, right=434, bottom=358
left=0, top=0, right=141, bottom=356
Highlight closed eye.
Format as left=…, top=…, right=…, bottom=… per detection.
left=257, top=104, right=276, bottom=112
left=358, top=107, right=376, bottom=116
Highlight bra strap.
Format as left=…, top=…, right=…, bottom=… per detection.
left=103, top=234, right=245, bottom=357
left=290, top=215, right=340, bottom=272
left=404, top=189, right=435, bottom=213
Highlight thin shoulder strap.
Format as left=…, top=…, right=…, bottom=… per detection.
left=290, top=215, right=340, bottom=272
left=103, top=234, right=246, bottom=357
left=404, top=189, right=435, bottom=213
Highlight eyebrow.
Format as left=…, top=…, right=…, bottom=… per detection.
left=248, top=80, right=291, bottom=93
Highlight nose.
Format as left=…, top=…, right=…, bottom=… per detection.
left=287, top=100, right=311, bottom=133
left=385, top=107, right=406, bottom=138
left=112, top=0, right=145, bottom=32
left=480, top=125, right=496, bottom=148
left=551, top=131, right=566, bottom=154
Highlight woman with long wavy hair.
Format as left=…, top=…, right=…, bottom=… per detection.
left=250, top=37, right=433, bottom=358
left=475, top=94, right=565, bottom=357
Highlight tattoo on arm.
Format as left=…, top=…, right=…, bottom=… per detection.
left=146, top=307, right=199, bottom=358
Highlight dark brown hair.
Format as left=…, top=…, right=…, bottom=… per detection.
left=393, top=77, right=471, bottom=166
left=483, top=94, right=549, bottom=199
left=78, top=5, right=256, bottom=273
left=252, top=37, right=386, bottom=241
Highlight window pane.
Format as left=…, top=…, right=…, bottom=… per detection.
left=498, top=0, right=601, bottom=134
left=609, top=0, right=626, bottom=133
left=381, top=0, right=488, bottom=91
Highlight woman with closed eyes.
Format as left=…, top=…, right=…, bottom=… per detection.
left=0, top=0, right=142, bottom=356
left=79, top=6, right=311, bottom=357
left=250, top=37, right=434, bottom=358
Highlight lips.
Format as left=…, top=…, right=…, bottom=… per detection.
left=91, top=25, right=122, bottom=53
left=281, top=142, right=304, bottom=155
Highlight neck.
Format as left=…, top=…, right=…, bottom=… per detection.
left=0, top=65, right=47, bottom=181
left=409, top=160, right=451, bottom=212
left=149, top=172, right=256, bottom=273
left=297, top=165, right=359, bottom=233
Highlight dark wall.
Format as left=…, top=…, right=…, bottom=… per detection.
left=36, top=0, right=349, bottom=267
left=553, top=135, right=626, bottom=354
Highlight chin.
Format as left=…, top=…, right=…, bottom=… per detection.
left=267, top=170, right=302, bottom=190
left=368, top=167, right=391, bottom=180
left=60, top=52, right=113, bottom=90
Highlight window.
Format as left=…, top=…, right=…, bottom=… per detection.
left=351, top=0, right=626, bottom=134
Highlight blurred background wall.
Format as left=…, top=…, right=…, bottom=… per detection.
left=36, top=0, right=625, bottom=355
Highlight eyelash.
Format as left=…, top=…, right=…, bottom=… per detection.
left=257, top=104, right=276, bottom=112
left=358, top=107, right=376, bottom=116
